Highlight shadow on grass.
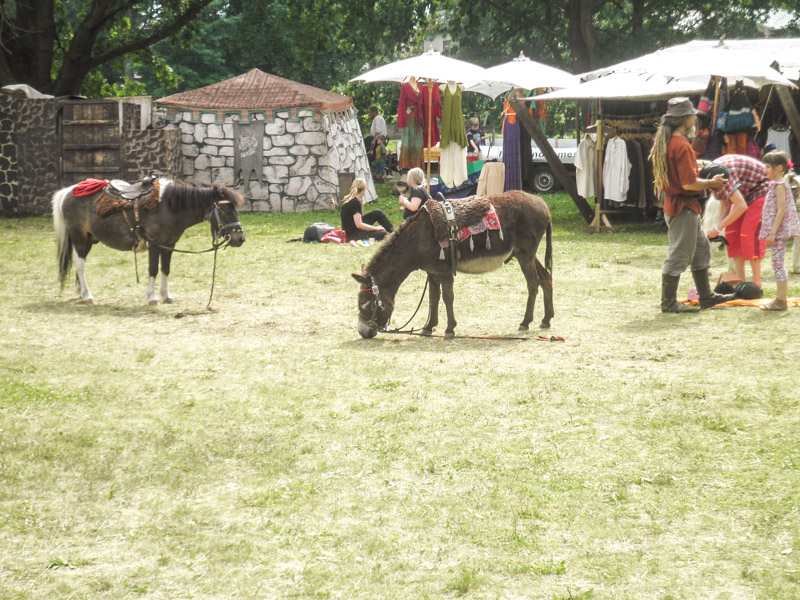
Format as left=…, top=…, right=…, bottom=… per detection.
left=618, top=312, right=714, bottom=333
left=23, top=299, right=166, bottom=319
left=339, top=331, right=552, bottom=354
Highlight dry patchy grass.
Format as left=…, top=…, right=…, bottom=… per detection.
left=1, top=192, right=799, bottom=599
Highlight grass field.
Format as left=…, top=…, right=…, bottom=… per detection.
left=1, top=187, right=799, bottom=599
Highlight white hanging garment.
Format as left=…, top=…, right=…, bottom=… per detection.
left=602, top=137, right=631, bottom=203
left=767, top=127, right=791, bottom=156
left=575, top=133, right=597, bottom=198
left=440, top=143, right=468, bottom=188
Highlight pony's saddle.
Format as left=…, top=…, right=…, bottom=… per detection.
left=95, top=175, right=160, bottom=218
left=107, top=176, right=156, bottom=200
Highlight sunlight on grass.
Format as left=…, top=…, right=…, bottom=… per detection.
left=1, top=190, right=800, bottom=599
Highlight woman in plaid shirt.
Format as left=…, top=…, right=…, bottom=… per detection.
left=701, top=155, right=770, bottom=289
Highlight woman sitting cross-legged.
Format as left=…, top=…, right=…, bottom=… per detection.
left=340, top=178, right=394, bottom=242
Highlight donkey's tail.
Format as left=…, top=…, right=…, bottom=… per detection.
left=544, top=219, right=553, bottom=276
left=52, top=187, right=73, bottom=288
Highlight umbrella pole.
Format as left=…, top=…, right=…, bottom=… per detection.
left=426, top=80, right=433, bottom=193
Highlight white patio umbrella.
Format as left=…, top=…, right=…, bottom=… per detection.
left=350, top=48, right=488, bottom=85
left=351, top=48, right=490, bottom=189
left=469, top=52, right=578, bottom=97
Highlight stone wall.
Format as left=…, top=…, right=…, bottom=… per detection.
left=161, top=105, right=375, bottom=212
left=0, top=95, right=183, bottom=216
left=122, top=129, right=182, bottom=182
left=0, top=96, right=60, bottom=216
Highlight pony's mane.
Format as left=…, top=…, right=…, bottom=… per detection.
left=366, top=210, right=423, bottom=274
left=160, top=179, right=244, bottom=212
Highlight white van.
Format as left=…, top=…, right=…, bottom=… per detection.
left=480, top=137, right=577, bottom=194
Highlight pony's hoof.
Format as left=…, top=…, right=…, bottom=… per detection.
left=539, top=321, right=551, bottom=329
left=444, top=331, right=455, bottom=339
left=149, top=300, right=159, bottom=306
left=163, top=297, right=175, bottom=304
left=518, top=324, right=530, bottom=331
left=421, top=328, right=433, bottom=336
left=84, top=299, right=96, bottom=305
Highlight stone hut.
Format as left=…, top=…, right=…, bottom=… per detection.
left=155, top=69, right=375, bottom=212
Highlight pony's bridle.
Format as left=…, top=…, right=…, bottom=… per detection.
left=208, top=199, right=242, bottom=243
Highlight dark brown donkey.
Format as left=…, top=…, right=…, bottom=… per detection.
left=352, top=190, right=553, bottom=338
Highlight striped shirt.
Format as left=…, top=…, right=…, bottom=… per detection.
left=712, top=155, right=769, bottom=204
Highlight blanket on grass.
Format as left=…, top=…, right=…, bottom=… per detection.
left=680, top=297, right=800, bottom=308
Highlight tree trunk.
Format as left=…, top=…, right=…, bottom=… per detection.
left=567, top=0, right=598, bottom=72
left=4, top=0, right=56, bottom=91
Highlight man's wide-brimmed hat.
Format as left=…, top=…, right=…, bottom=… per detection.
left=664, top=97, right=698, bottom=118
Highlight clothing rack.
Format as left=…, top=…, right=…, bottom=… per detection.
left=587, top=119, right=614, bottom=233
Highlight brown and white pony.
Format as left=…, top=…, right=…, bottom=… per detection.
left=352, top=190, right=554, bottom=338
left=52, top=178, right=244, bottom=304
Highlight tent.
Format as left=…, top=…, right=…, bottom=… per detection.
left=156, top=69, right=375, bottom=212
left=580, top=39, right=800, bottom=86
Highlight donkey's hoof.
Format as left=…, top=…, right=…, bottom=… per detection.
left=84, top=298, right=96, bottom=305
left=149, top=300, right=159, bottom=306
left=518, top=323, right=530, bottom=331
left=163, top=297, right=175, bottom=305
left=444, top=331, right=455, bottom=339
left=539, top=321, right=551, bottom=330
left=420, top=328, right=433, bottom=336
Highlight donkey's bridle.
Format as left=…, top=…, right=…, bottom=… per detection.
left=359, top=278, right=394, bottom=330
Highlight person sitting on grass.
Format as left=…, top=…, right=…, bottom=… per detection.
left=398, top=167, right=431, bottom=219
left=759, top=150, right=800, bottom=311
left=340, top=178, right=393, bottom=242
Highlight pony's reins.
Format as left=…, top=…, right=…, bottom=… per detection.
left=127, top=200, right=238, bottom=310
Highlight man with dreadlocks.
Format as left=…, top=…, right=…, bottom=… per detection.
left=650, top=97, right=736, bottom=313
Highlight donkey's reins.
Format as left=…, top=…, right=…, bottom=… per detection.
left=368, top=275, right=561, bottom=341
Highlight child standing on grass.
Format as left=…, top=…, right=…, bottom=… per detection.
left=759, top=150, right=800, bottom=311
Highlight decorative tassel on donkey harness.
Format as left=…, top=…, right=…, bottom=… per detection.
left=432, top=195, right=504, bottom=275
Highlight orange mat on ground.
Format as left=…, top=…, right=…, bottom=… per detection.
left=680, top=297, right=800, bottom=308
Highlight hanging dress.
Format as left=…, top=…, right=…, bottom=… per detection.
left=439, top=83, right=468, bottom=188
left=398, top=81, right=424, bottom=170
left=420, top=81, right=442, bottom=149
left=503, top=99, right=522, bottom=191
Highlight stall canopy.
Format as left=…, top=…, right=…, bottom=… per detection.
left=535, top=72, right=705, bottom=101
left=537, top=38, right=798, bottom=102
left=580, top=39, right=800, bottom=88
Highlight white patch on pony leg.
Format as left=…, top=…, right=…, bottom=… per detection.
left=160, top=273, right=174, bottom=304
left=72, top=250, right=94, bottom=304
left=147, top=276, right=159, bottom=305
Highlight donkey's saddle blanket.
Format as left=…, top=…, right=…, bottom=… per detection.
left=424, top=195, right=502, bottom=246
left=93, top=178, right=161, bottom=218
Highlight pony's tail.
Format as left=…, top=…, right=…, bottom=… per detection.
left=52, top=188, right=73, bottom=288
left=544, top=219, right=553, bottom=276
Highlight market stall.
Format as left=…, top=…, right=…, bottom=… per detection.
left=536, top=39, right=800, bottom=232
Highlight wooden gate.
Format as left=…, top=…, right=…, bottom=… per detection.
left=59, top=99, right=122, bottom=187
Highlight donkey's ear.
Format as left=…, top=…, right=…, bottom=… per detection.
left=352, top=273, right=369, bottom=286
